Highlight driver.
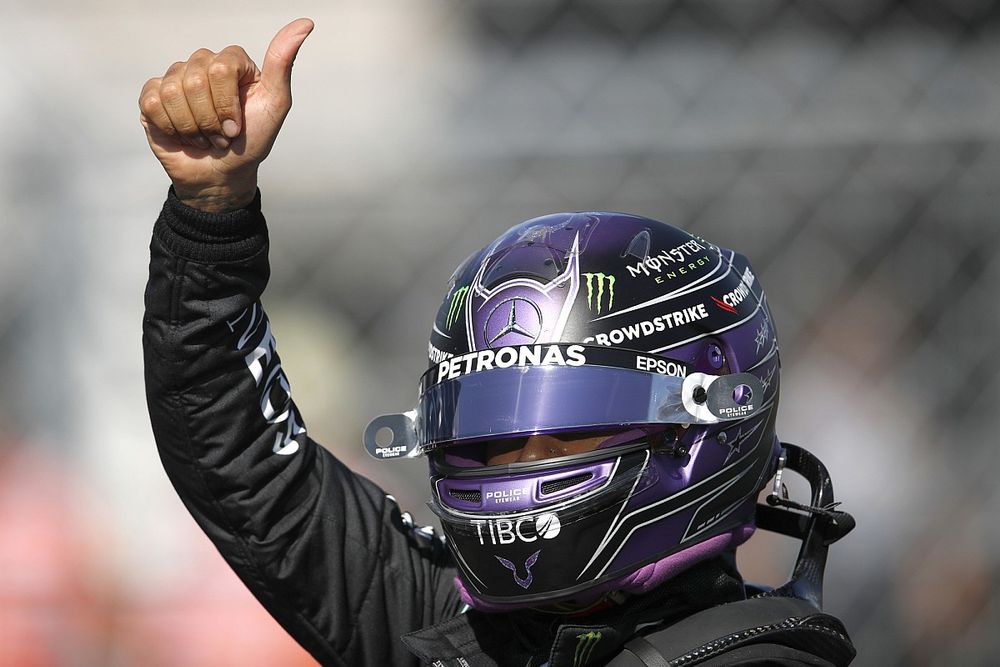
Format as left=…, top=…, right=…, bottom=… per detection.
left=140, top=18, right=856, bottom=666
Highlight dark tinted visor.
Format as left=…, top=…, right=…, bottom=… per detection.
left=363, top=344, right=764, bottom=461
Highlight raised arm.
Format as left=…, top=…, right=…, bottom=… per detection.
left=139, top=20, right=461, bottom=665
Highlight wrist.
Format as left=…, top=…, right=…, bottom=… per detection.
left=157, top=186, right=267, bottom=263
left=174, top=180, right=258, bottom=213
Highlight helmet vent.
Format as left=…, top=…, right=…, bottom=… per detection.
left=449, top=488, right=482, bottom=503
left=541, top=473, right=593, bottom=495
left=622, top=229, right=650, bottom=261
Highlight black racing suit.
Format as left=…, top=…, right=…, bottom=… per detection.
left=143, top=190, right=852, bottom=667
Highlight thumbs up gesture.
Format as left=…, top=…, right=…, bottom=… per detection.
left=139, top=19, right=314, bottom=212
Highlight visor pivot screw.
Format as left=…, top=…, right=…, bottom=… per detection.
left=693, top=386, right=708, bottom=404
left=708, top=343, right=724, bottom=370
left=659, top=428, right=688, bottom=458
left=717, top=431, right=728, bottom=445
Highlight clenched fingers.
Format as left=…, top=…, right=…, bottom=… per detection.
left=139, top=77, right=173, bottom=138
left=139, top=47, right=259, bottom=150
left=181, top=48, right=228, bottom=148
left=209, top=46, right=259, bottom=139
left=156, top=60, right=208, bottom=148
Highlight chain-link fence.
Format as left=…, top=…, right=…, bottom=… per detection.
left=1, top=0, right=998, bottom=664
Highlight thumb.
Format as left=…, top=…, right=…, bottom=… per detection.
left=260, top=18, right=315, bottom=98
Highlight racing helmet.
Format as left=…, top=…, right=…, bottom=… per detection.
left=365, top=212, right=781, bottom=610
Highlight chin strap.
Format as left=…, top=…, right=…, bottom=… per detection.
left=754, top=443, right=856, bottom=609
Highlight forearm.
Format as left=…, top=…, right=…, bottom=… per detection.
left=144, top=189, right=339, bottom=658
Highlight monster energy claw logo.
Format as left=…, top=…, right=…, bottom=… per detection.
left=574, top=631, right=603, bottom=666
left=446, top=285, right=469, bottom=330
left=584, top=273, right=615, bottom=314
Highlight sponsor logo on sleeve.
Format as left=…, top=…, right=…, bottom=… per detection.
left=226, top=304, right=306, bottom=456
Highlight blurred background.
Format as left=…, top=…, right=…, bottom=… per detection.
left=1, top=0, right=998, bottom=664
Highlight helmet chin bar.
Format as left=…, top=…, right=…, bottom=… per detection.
left=755, top=443, right=855, bottom=609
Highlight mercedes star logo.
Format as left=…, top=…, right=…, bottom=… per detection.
left=485, top=297, right=542, bottom=347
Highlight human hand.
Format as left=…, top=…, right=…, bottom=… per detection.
left=139, top=18, right=314, bottom=212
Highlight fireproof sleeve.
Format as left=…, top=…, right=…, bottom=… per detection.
left=142, top=188, right=462, bottom=666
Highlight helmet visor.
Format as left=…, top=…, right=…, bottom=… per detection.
left=363, top=344, right=765, bottom=460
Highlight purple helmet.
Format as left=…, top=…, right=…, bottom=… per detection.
left=365, top=212, right=781, bottom=610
